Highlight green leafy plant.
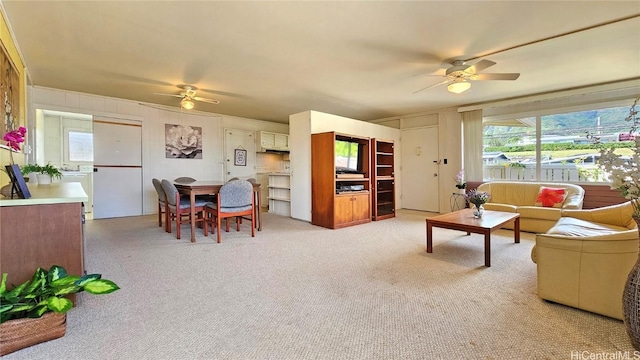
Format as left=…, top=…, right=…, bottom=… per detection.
left=0, top=265, right=120, bottom=323
left=20, top=163, right=63, bottom=180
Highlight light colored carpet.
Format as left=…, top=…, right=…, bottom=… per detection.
left=3, top=210, right=634, bottom=359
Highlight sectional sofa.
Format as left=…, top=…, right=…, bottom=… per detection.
left=476, top=181, right=585, bottom=233
left=531, top=201, right=638, bottom=319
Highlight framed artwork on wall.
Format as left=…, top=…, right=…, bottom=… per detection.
left=234, top=148, right=247, bottom=166
left=165, top=124, right=203, bottom=159
left=0, top=40, right=21, bottom=141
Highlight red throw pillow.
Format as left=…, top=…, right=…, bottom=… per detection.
left=535, top=187, right=566, bottom=208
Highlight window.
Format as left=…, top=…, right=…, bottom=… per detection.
left=67, top=130, right=93, bottom=162
left=483, top=104, right=633, bottom=183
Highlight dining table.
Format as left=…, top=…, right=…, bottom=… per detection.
left=174, top=180, right=262, bottom=242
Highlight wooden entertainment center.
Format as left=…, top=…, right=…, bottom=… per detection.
left=311, top=132, right=395, bottom=229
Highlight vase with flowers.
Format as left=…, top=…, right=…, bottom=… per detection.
left=465, top=189, right=490, bottom=218
left=455, top=169, right=467, bottom=194
left=589, top=96, right=640, bottom=349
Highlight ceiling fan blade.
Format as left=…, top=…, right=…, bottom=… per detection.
left=193, top=96, right=220, bottom=104
left=154, top=93, right=183, bottom=98
left=465, top=59, right=496, bottom=75
left=412, top=72, right=446, bottom=78
left=473, top=73, right=520, bottom=81
left=412, top=79, right=452, bottom=94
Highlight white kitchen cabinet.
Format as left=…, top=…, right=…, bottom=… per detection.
left=259, top=131, right=289, bottom=151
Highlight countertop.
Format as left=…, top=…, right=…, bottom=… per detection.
left=0, top=182, right=88, bottom=207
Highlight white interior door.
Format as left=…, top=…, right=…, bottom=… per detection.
left=401, top=127, right=439, bottom=212
left=92, top=120, right=143, bottom=219
left=224, top=129, right=256, bottom=181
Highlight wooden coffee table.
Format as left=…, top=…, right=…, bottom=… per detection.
left=426, top=209, right=520, bottom=267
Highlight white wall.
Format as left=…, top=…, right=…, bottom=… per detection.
left=289, top=110, right=401, bottom=222
left=29, top=86, right=288, bottom=215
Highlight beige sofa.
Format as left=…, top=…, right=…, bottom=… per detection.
left=476, top=181, right=585, bottom=233
left=531, top=201, right=638, bottom=320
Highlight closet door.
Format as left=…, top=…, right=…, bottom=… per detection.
left=92, top=120, right=143, bottom=219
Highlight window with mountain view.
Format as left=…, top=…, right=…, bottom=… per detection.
left=482, top=104, right=634, bottom=183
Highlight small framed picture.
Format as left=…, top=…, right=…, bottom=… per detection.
left=5, top=164, right=31, bottom=199
left=234, top=148, right=247, bottom=166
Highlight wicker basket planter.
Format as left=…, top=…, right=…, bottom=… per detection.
left=0, top=312, right=66, bottom=356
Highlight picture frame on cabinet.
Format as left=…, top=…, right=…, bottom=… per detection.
left=5, top=164, right=31, bottom=199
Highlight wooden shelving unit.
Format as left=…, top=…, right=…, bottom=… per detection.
left=311, top=132, right=371, bottom=229
left=371, top=138, right=395, bottom=220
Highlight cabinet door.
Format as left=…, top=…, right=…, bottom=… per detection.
left=260, top=132, right=276, bottom=148
left=351, top=193, right=371, bottom=222
left=334, top=194, right=354, bottom=226
left=274, top=133, right=289, bottom=149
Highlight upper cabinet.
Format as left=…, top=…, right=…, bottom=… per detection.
left=258, top=131, right=289, bottom=152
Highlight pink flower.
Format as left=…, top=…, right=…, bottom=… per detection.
left=3, top=126, right=27, bottom=151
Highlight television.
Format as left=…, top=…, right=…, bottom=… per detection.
left=335, top=140, right=360, bottom=171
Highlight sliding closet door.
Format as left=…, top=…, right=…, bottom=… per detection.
left=92, top=120, right=143, bottom=219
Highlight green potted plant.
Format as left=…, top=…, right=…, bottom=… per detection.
left=21, top=163, right=63, bottom=185
left=0, top=265, right=120, bottom=355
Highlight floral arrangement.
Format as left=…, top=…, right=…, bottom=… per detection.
left=2, top=126, right=26, bottom=151
left=2, top=127, right=26, bottom=165
left=465, top=189, right=490, bottom=208
left=455, top=169, right=466, bottom=189
left=589, top=97, right=640, bottom=220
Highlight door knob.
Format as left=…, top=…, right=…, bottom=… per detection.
left=433, top=173, right=438, bottom=177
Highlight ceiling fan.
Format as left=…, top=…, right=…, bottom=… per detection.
left=154, top=85, right=220, bottom=109
left=413, top=59, right=520, bottom=94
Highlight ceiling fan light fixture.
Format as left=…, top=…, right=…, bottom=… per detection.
left=447, top=79, right=471, bottom=94
left=181, top=97, right=195, bottom=110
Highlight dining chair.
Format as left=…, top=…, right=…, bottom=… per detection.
left=152, top=178, right=166, bottom=229
left=161, top=179, right=208, bottom=240
left=243, top=178, right=259, bottom=226
left=203, top=180, right=255, bottom=243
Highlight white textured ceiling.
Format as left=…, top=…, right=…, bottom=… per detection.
left=2, top=1, right=640, bottom=123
